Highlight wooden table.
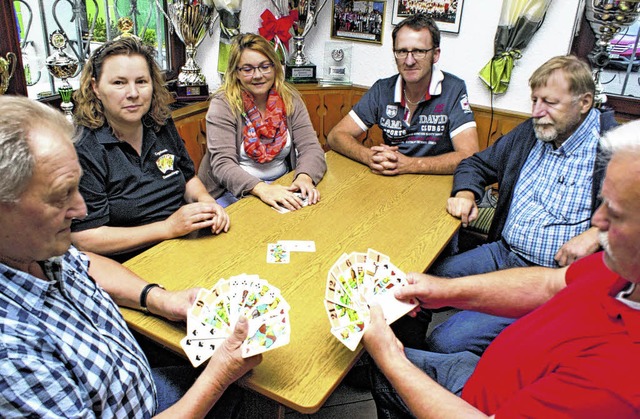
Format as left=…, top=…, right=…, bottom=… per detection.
left=122, top=151, right=459, bottom=415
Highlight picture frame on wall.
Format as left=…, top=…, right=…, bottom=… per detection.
left=331, top=0, right=385, bottom=44
left=392, top=0, right=464, bottom=34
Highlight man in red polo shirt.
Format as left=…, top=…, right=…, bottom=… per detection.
left=363, top=120, right=640, bottom=417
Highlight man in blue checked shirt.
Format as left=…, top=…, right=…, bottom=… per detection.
left=423, top=55, right=619, bottom=356
left=0, top=96, right=261, bottom=418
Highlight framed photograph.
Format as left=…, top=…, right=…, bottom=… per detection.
left=331, top=0, right=385, bottom=44
left=391, top=0, right=464, bottom=34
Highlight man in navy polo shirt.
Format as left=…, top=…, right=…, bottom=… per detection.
left=327, top=13, right=479, bottom=175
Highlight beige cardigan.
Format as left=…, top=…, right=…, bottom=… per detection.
left=198, top=91, right=327, bottom=198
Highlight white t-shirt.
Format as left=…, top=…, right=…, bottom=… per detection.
left=239, top=131, right=292, bottom=181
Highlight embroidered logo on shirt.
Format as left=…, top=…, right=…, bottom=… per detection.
left=156, top=154, right=175, bottom=174
left=386, top=105, right=398, bottom=118
left=459, top=94, right=472, bottom=113
left=434, top=104, right=445, bottom=113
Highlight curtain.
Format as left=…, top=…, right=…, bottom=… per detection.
left=478, top=0, right=553, bottom=94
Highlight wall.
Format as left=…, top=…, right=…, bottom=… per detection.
left=197, top=0, right=584, bottom=114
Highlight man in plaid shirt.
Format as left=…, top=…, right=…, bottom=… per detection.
left=0, top=96, right=261, bottom=418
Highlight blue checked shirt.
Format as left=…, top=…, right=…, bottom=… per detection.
left=0, top=246, right=156, bottom=418
left=502, top=108, right=601, bottom=267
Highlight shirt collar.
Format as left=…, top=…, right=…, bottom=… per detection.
left=393, top=64, right=445, bottom=105
left=0, top=257, right=60, bottom=313
left=604, top=278, right=640, bottom=343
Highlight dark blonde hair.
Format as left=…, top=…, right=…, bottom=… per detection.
left=392, top=13, right=441, bottom=49
left=219, top=33, right=298, bottom=116
left=73, top=37, right=172, bottom=130
left=529, top=55, right=595, bottom=100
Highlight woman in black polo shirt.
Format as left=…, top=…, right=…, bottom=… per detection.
left=71, top=37, right=229, bottom=262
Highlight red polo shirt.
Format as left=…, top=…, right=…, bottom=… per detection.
left=462, top=252, right=640, bottom=417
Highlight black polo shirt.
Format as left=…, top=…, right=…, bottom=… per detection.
left=72, top=119, right=195, bottom=233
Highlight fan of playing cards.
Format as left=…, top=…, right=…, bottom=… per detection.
left=181, top=274, right=291, bottom=367
left=324, top=249, right=418, bottom=351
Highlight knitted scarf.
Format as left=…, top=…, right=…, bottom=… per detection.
left=241, top=89, right=288, bottom=163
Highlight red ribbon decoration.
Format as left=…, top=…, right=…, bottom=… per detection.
left=259, top=9, right=298, bottom=50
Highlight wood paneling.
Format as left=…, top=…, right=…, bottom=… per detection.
left=172, top=85, right=531, bottom=168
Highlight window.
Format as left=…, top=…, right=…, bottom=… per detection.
left=571, top=8, right=640, bottom=120
left=1, top=1, right=184, bottom=100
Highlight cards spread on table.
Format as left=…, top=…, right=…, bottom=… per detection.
left=181, top=275, right=291, bottom=367
left=324, top=249, right=418, bottom=351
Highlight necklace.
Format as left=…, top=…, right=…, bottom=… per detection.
left=403, top=89, right=423, bottom=105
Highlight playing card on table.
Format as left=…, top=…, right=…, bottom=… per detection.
left=267, top=243, right=290, bottom=263
left=182, top=275, right=291, bottom=366
left=323, top=250, right=418, bottom=351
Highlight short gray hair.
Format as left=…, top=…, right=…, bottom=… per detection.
left=600, top=120, right=640, bottom=157
left=0, top=96, right=74, bottom=202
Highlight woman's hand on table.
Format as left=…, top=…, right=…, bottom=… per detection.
left=291, top=173, right=320, bottom=205
left=251, top=182, right=306, bottom=212
left=164, top=202, right=230, bottom=238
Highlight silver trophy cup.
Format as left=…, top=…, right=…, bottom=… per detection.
left=286, top=0, right=328, bottom=83
left=166, top=0, right=216, bottom=98
left=585, top=0, right=640, bottom=107
left=45, top=30, right=79, bottom=122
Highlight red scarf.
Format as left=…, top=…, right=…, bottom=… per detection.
left=241, top=89, right=288, bottom=163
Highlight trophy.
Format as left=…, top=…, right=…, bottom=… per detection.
left=161, top=0, right=217, bottom=100
left=45, top=30, right=79, bottom=122
left=585, top=0, right=640, bottom=107
left=0, top=52, right=17, bottom=95
left=286, top=0, right=328, bottom=83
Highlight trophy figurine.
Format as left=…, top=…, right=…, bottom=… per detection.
left=585, top=0, right=640, bottom=107
left=286, top=0, right=328, bottom=83
left=45, top=30, right=79, bottom=122
left=161, top=0, right=217, bottom=100
left=0, top=52, right=17, bottom=95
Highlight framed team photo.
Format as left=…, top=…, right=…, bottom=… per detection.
left=331, top=0, right=386, bottom=45
left=392, top=0, right=464, bottom=34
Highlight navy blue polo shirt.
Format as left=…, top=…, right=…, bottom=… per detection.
left=72, top=119, right=195, bottom=233
left=350, top=69, right=476, bottom=157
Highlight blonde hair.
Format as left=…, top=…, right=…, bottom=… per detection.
left=219, top=33, right=299, bottom=116
left=529, top=55, right=595, bottom=99
left=73, top=37, right=173, bottom=130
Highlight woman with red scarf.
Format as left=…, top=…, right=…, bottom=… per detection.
left=198, top=33, right=327, bottom=211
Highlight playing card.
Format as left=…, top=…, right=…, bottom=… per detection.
left=242, top=312, right=291, bottom=358
left=324, top=299, right=368, bottom=329
left=267, top=243, right=290, bottom=263
left=272, top=192, right=310, bottom=214
left=330, top=321, right=367, bottom=351
left=324, top=250, right=418, bottom=350
left=182, top=275, right=291, bottom=366
left=277, top=240, right=316, bottom=252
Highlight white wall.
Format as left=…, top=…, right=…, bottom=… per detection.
left=197, top=0, right=584, bottom=114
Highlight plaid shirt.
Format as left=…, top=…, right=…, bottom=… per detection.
left=0, top=246, right=156, bottom=418
left=502, top=109, right=600, bottom=267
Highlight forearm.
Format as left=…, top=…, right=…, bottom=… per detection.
left=404, top=151, right=474, bottom=175
left=86, top=251, right=165, bottom=312
left=71, top=223, right=171, bottom=256
left=184, top=177, right=216, bottom=203
left=327, top=131, right=373, bottom=164
left=374, top=352, right=486, bottom=418
left=441, top=266, right=566, bottom=318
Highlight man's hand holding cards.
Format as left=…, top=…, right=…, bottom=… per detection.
left=324, top=249, right=418, bottom=351
left=181, top=275, right=291, bottom=367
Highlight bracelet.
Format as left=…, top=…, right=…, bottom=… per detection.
left=140, top=283, right=165, bottom=315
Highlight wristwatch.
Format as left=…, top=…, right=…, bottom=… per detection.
left=140, top=283, right=165, bottom=314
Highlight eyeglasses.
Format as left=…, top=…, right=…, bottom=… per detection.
left=236, top=62, right=275, bottom=77
left=393, top=48, right=436, bottom=60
